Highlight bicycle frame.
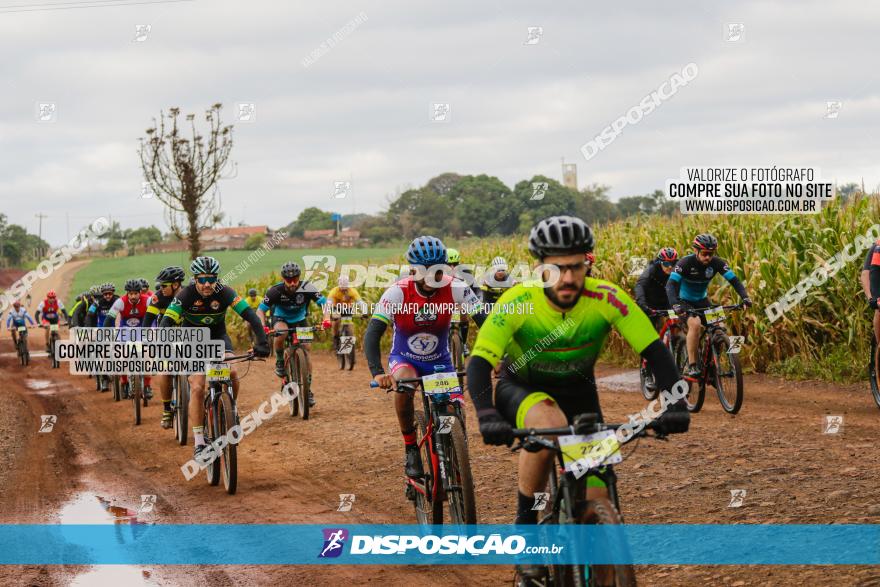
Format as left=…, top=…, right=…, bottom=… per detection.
left=686, top=304, right=742, bottom=382
left=372, top=373, right=465, bottom=506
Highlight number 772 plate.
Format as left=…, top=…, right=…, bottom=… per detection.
left=558, top=430, right=622, bottom=474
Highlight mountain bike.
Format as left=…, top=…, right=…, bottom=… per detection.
left=13, top=326, right=30, bottom=366
left=272, top=326, right=322, bottom=420
left=202, top=352, right=262, bottom=495
left=43, top=323, right=64, bottom=369
left=172, top=374, right=190, bottom=445
left=335, top=316, right=356, bottom=371
left=511, top=413, right=682, bottom=587
left=681, top=304, right=744, bottom=414
left=639, top=309, right=685, bottom=401
left=127, top=375, right=149, bottom=426
left=449, top=311, right=465, bottom=372
left=370, top=371, right=476, bottom=525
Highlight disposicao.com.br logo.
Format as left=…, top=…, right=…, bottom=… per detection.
left=318, top=529, right=563, bottom=558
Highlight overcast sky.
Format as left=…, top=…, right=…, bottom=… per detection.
left=2, top=0, right=879, bottom=245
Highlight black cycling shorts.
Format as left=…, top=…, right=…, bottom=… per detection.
left=679, top=298, right=711, bottom=326
left=495, top=377, right=602, bottom=429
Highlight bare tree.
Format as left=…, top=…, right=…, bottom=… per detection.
left=138, top=104, right=234, bottom=259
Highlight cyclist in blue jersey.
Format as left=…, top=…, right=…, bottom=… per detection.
left=257, top=262, right=330, bottom=406
left=6, top=300, right=35, bottom=348
left=86, top=283, right=120, bottom=327
left=666, top=233, right=752, bottom=378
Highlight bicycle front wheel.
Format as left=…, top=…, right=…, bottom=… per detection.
left=294, top=348, right=310, bottom=420
left=582, top=498, right=637, bottom=587
left=174, top=376, right=189, bottom=446
left=205, top=396, right=221, bottom=486
left=131, top=376, right=142, bottom=425
left=712, top=332, right=744, bottom=414
left=413, top=411, right=442, bottom=525
left=218, top=389, right=238, bottom=495
left=450, top=331, right=464, bottom=372
left=871, top=338, right=880, bottom=409
left=439, top=413, right=477, bottom=524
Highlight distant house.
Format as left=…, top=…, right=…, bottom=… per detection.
left=339, top=229, right=361, bottom=246
left=302, top=229, right=336, bottom=240
left=201, top=225, right=271, bottom=251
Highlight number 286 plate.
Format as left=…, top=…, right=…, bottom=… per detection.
left=704, top=307, right=726, bottom=324
left=421, top=372, right=461, bottom=395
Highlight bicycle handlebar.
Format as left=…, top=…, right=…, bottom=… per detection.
left=369, top=372, right=466, bottom=393
left=683, top=304, right=743, bottom=314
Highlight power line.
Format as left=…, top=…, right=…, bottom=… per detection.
left=0, top=0, right=192, bottom=14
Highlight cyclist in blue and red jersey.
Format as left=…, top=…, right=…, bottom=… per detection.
left=106, top=279, right=153, bottom=398
left=364, top=236, right=487, bottom=478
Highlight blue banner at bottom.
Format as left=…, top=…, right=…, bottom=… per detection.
left=0, top=524, right=878, bottom=565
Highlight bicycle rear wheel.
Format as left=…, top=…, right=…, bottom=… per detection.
left=345, top=327, right=356, bottom=371
left=712, top=332, right=744, bottom=414
left=413, top=411, right=442, bottom=525
left=131, top=376, right=142, bottom=425
left=218, top=389, right=238, bottom=495
left=439, top=413, right=477, bottom=524
left=174, top=376, right=189, bottom=446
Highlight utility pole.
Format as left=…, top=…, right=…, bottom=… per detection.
left=35, top=213, right=47, bottom=257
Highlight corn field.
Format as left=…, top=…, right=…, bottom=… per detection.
left=227, top=195, right=880, bottom=381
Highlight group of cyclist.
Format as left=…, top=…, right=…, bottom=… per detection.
left=634, top=233, right=752, bottom=378
left=3, top=213, right=753, bottom=579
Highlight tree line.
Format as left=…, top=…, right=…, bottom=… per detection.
left=285, top=172, right=677, bottom=244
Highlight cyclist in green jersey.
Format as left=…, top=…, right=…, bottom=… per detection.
left=466, top=216, right=689, bottom=535
left=159, top=256, right=270, bottom=459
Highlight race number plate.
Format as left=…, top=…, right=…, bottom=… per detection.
left=206, top=363, right=231, bottom=382
left=450, top=312, right=461, bottom=324
left=340, top=316, right=354, bottom=325
left=421, top=371, right=461, bottom=395
left=337, top=336, right=355, bottom=354
left=295, top=327, right=314, bottom=341
left=17, top=326, right=26, bottom=332
left=667, top=310, right=677, bottom=320
left=559, top=430, right=622, bottom=475
left=704, top=307, right=725, bottom=324
left=49, top=324, right=59, bottom=332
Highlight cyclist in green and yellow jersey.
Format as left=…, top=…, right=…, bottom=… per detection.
left=466, top=216, right=689, bottom=533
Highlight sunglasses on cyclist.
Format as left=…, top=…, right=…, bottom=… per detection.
left=196, top=276, right=218, bottom=284
left=283, top=276, right=299, bottom=283
left=661, top=261, right=675, bottom=267
left=102, top=292, right=114, bottom=297
left=545, top=261, right=587, bottom=274
left=160, top=281, right=174, bottom=288
left=697, top=250, right=716, bottom=258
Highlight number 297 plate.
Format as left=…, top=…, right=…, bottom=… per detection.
left=206, top=363, right=231, bottom=381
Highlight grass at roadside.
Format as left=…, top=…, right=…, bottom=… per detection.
left=68, top=247, right=400, bottom=297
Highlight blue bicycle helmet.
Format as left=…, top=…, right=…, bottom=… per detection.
left=405, top=236, right=447, bottom=265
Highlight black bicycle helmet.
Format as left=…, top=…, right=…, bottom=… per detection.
left=692, top=233, right=718, bottom=252
left=281, top=262, right=301, bottom=279
left=156, top=266, right=186, bottom=283
left=100, top=282, right=116, bottom=293
left=657, top=247, right=679, bottom=263
left=138, top=278, right=150, bottom=290
left=248, top=288, right=258, bottom=296
left=528, top=215, right=594, bottom=259
left=124, top=279, right=141, bottom=293
left=190, top=256, right=221, bottom=276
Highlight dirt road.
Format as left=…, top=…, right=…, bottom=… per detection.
left=2, top=336, right=880, bottom=586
